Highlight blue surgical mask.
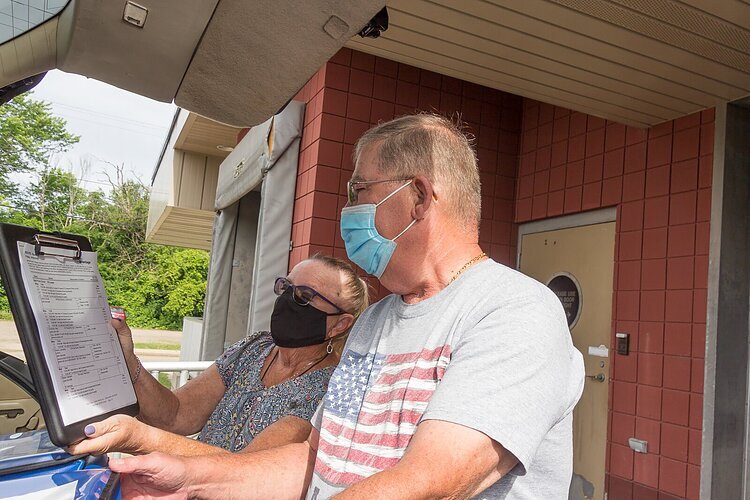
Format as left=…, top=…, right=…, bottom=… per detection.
left=340, top=180, right=416, bottom=277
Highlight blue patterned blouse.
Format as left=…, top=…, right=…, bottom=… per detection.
left=197, top=331, right=335, bottom=452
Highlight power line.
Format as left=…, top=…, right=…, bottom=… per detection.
left=47, top=111, right=169, bottom=138
left=40, top=99, right=172, bottom=130
left=29, top=100, right=171, bottom=138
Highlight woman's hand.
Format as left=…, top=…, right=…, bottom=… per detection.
left=66, top=414, right=155, bottom=456
left=112, top=317, right=135, bottom=362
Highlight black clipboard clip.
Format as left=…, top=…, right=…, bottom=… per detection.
left=33, top=234, right=82, bottom=261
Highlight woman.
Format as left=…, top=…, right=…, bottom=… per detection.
left=68, top=255, right=368, bottom=457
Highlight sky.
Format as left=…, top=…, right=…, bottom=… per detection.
left=23, top=69, right=177, bottom=191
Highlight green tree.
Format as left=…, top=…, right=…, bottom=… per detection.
left=93, top=167, right=151, bottom=267
left=92, top=168, right=209, bottom=329
left=0, top=94, right=79, bottom=199
left=0, top=97, right=208, bottom=329
left=11, top=166, right=88, bottom=231
left=0, top=168, right=211, bottom=328
left=0, top=165, right=108, bottom=319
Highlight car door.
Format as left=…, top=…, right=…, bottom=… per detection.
left=0, top=351, right=43, bottom=435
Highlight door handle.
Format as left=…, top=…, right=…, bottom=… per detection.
left=586, top=373, right=606, bottom=383
left=0, top=408, right=24, bottom=419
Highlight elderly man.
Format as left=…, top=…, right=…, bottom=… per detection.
left=110, top=114, right=585, bottom=499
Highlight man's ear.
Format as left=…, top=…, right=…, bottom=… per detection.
left=412, top=175, right=434, bottom=221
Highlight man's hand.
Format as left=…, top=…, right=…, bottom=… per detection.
left=108, top=440, right=317, bottom=499
left=67, top=414, right=151, bottom=456
left=109, top=452, right=192, bottom=499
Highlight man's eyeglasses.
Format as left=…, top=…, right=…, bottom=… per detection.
left=346, top=178, right=412, bottom=205
left=274, top=277, right=347, bottom=315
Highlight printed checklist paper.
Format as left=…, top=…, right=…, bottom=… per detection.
left=17, top=241, right=136, bottom=426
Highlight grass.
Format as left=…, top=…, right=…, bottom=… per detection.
left=134, top=342, right=180, bottom=351
left=158, top=372, right=172, bottom=389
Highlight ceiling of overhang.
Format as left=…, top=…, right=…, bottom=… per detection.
left=174, top=112, right=241, bottom=158
left=3, top=0, right=748, bottom=129
left=347, top=0, right=750, bottom=127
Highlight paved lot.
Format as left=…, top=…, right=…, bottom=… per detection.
left=0, top=320, right=182, bottom=362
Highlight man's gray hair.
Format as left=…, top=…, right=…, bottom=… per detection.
left=353, top=114, right=481, bottom=231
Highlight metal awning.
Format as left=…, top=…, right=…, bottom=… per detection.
left=146, top=109, right=237, bottom=250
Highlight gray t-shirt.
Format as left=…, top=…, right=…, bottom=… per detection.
left=306, top=259, right=585, bottom=499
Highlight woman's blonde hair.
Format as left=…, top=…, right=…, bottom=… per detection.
left=308, top=254, right=370, bottom=355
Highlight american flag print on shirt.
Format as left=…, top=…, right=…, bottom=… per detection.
left=315, top=345, right=452, bottom=485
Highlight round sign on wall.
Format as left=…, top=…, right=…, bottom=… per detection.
left=547, top=273, right=582, bottom=329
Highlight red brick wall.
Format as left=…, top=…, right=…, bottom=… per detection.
left=517, top=100, right=714, bottom=500
left=289, top=49, right=522, bottom=301
left=288, top=49, right=712, bottom=498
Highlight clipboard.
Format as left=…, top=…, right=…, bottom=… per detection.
left=0, top=223, right=139, bottom=447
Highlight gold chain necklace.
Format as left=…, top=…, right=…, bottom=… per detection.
left=447, top=252, right=487, bottom=285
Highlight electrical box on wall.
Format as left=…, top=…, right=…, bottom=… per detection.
left=616, top=332, right=629, bottom=355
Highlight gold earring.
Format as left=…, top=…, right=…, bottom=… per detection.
left=326, top=340, right=333, bottom=354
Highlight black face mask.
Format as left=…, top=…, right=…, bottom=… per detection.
left=270, top=288, right=330, bottom=348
